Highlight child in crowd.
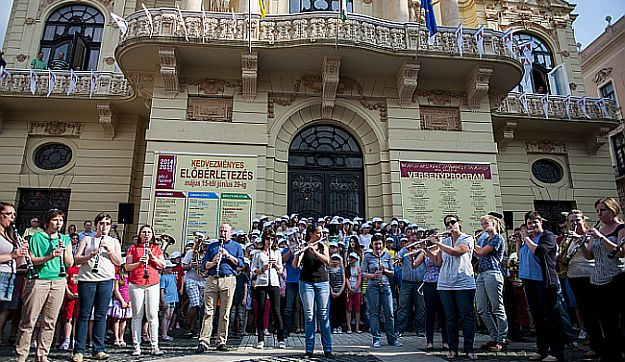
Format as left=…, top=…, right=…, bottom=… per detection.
left=345, top=252, right=362, bottom=334
left=230, top=258, right=249, bottom=338
left=160, top=261, right=178, bottom=341
left=58, top=263, right=80, bottom=350
left=109, top=262, right=131, bottom=347
left=328, top=254, right=346, bottom=334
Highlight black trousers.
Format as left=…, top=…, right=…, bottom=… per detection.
left=593, top=273, right=625, bottom=361
left=568, top=277, right=602, bottom=354
left=423, top=282, right=448, bottom=345
left=523, top=279, right=564, bottom=361
left=330, top=292, right=345, bottom=329
left=254, top=286, right=284, bottom=342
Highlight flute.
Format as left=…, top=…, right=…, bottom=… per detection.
left=12, top=223, right=38, bottom=279
left=294, top=237, right=326, bottom=256
left=92, top=236, right=104, bottom=273
left=566, top=221, right=601, bottom=262
left=143, top=242, right=149, bottom=279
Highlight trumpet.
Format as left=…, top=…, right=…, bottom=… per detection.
left=12, top=223, right=38, bottom=279
left=92, top=236, right=104, bottom=274
left=565, top=221, right=600, bottom=263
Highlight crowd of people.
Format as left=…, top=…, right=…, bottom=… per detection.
left=0, top=197, right=624, bottom=361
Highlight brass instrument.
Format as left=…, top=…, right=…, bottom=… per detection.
left=192, top=232, right=205, bottom=275
left=566, top=221, right=600, bottom=263
left=12, top=223, right=38, bottom=279
left=159, top=234, right=176, bottom=254
left=92, top=236, right=104, bottom=273
left=143, top=242, right=149, bottom=279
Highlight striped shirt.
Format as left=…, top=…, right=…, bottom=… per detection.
left=591, top=224, right=625, bottom=285
left=328, top=266, right=344, bottom=293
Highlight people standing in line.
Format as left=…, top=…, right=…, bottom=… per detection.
left=362, top=234, right=403, bottom=348
left=473, top=215, right=508, bottom=352
left=125, top=225, right=166, bottom=356
left=78, top=221, right=96, bottom=242
left=293, top=225, right=333, bottom=359
left=23, top=217, right=43, bottom=239
left=518, top=211, right=564, bottom=362
left=71, top=213, right=121, bottom=361
left=281, top=232, right=301, bottom=338
left=196, top=223, right=244, bottom=353
left=431, top=215, right=477, bottom=360
left=328, top=254, right=346, bottom=334
left=580, top=198, right=625, bottom=362
left=395, top=231, right=426, bottom=338
left=15, top=208, right=74, bottom=362
left=251, top=231, right=285, bottom=349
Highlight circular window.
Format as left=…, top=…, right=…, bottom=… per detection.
left=532, top=159, right=563, bottom=184
left=34, top=143, right=73, bottom=170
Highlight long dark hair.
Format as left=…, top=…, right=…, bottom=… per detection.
left=0, top=202, right=17, bottom=244
left=262, top=230, right=278, bottom=250
left=137, top=224, right=156, bottom=245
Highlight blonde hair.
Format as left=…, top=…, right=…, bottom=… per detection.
left=595, top=197, right=622, bottom=218
left=481, top=215, right=501, bottom=233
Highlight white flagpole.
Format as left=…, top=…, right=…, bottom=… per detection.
left=455, top=23, right=463, bottom=56
left=67, top=69, right=77, bottom=96
left=47, top=69, right=56, bottom=97
left=176, top=4, right=189, bottom=41
left=248, top=0, right=252, bottom=53
left=564, top=95, right=571, bottom=120
left=142, top=3, right=154, bottom=37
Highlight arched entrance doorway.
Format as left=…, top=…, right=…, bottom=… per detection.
left=288, top=124, right=365, bottom=219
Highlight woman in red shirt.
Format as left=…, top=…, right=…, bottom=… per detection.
left=124, top=225, right=166, bottom=356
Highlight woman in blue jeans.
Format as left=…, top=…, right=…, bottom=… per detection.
left=71, top=213, right=122, bottom=362
left=431, top=214, right=477, bottom=360
left=293, top=225, right=333, bottom=358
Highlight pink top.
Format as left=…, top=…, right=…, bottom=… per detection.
left=116, top=274, right=130, bottom=303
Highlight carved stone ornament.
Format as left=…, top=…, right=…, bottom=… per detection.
left=28, top=122, right=83, bottom=136
left=414, top=90, right=466, bottom=106
left=241, top=52, right=258, bottom=102
left=127, top=71, right=154, bottom=108
left=420, top=106, right=460, bottom=131
left=159, top=48, right=179, bottom=93
left=16, top=54, right=28, bottom=63
left=25, top=18, right=35, bottom=25
left=96, top=103, right=117, bottom=140
left=38, top=0, right=115, bottom=18
left=495, top=121, right=518, bottom=149
left=587, top=127, right=610, bottom=156
left=525, top=141, right=567, bottom=154
left=465, top=65, right=493, bottom=109
left=594, top=68, right=613, bottom=85
left=187, top=97, right=233, bottom=122
left=396, top=61, right=420, bottom=108
left=104, top=57, right=116, bottom=65
left=322, top=56, right=341, bottom=118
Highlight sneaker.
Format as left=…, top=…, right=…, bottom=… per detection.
left=92, top=352, right=110, bottom=360
left=578, top=329, right=588, bottom=340
left=59, top=339, right=71, bottom=351
left=541, top=356, right=558, bottom=362
left=304, top=352, right=314, bottom=358
left=373, top=341, right=381, bottom=348
left=195, top=343, right=208, bottom=354
left=256, top=341, right=264, bottom=349
left=216, top=344, right=229, bottom=352
left=152, top=349, right=164, bottom=356
left=161, top=336, right=173, bottom=342
left=263, top=329, right=270, bottom=336
left=488, top=343, right=504, bottom=352
left=528, top=352, right=544, bottom=361
left=393, top=340, right=403, bottom=347
left=131, top=349, right=141, bottom=357
left=71, top=353, right=83, bottom=362
left=337, top=327, right=342, bottom=334
left=278, top=341, right=286, bottom=349
left=324, top=352, right=334, bottom=359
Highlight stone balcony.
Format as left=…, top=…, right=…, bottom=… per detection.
left=0, top=69, right=132, bottom=99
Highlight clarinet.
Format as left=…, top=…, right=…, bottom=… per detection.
left=92, top=236, right=104, bottom=273
left=608, top=237, right=625, bottom=259
left=143, top=242, right=150, bottom=279
left=214, top=238, right=225, bottom=274
left=12, top=223, right=38, bottom=279
left=58, top=236, right=67, bottom=277
left=565, top=221, right=600, bottom=263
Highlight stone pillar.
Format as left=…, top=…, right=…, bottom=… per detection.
left=440, top=0, right=460, bottom=26
left=398, top=0, right=410, bottom=22
left=183, top=0, right=203, bottom=11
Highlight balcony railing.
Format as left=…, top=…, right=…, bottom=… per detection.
left=495, top=92, right=621, bottom=121
left=0, top=69, right=132, bottom=99
left=119, top=9, right=518, bottom=60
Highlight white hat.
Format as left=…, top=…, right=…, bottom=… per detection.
left=322, top=228, right=329, bottom=233
left=260, top=215, right=268, bottom=220
left=343, top=219, right=353, bottom=225
left=165, top=260, right=175, bottom=268
left=331, top=253, right=343, bottom=261
left=252, top=218, right=260, bottom=223
left=186, top=240, right=194, bottom=246
left=381, top=223, right=387, bottom=229
left=330, top=218, right=340, bottom=225
left=353, top=217, right=363, bottom=222
left=298, top=219, right=307, bottom=225
left=251, top=229, right=261, bottom=235
left=290, top=213, right=298, bottom=219
left=329, top=241, right=338, bottom=247
left=170, top=251, right=182, bottom=259
left=318, top=217, right=325, bottom=222
left=386, top=237, right=394, bottom=242
left=372, top=217, right=383, bottom=223
left=390, top=220, right=399, bottom=226
left=263, top=221, right=273, bottom=228
left=361, top=222, right=372, bottom=228
left=348, top=252, right=360, bottom=260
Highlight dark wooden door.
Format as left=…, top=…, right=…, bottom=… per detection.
left=533, top=200, right=576, bottom=234
left=17, top=189, right=71, bottom=234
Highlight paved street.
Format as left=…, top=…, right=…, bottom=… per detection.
left=0, top=330, right=594, bottom=361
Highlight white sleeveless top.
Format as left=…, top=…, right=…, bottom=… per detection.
left=77, top=235, right=119, bottom=282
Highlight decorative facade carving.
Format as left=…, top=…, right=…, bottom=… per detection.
left=187, top=97, right=233, bottom=122
left=322, top=56, right=341, bottom=118
left=396, top=61, right=420, bottom=108
left=37, top=0, right=115, bottom=18
left=96, top=103, right=117, bottom=140
left=414, top=90, right=466, bottom=106
left=525, top=141, right=567, bottom=154
left=28, top=122, right=83, bottom=136
left=465, top=65, right=493, bottom=109
left=420, top=107, right=461, bottom=131
left=241, top=52, right=258, bottom=103
left=104, top=57, right=116, bottom=65
left=495, top=121, right=518, bottom=149
left=126, top=72, right=154, bottom=108
left=16, top=54, right=28, bottom=62
left=587, top=127, right=610, bottom=156
left=183, top=78, right=242, bottom=95
left=594, top=67, right=613, bottom=84
left=159, top=48, right=179, bottom=93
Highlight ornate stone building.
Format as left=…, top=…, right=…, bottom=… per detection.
left=0, top=0, right=620, bottom=244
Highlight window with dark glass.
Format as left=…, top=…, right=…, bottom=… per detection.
left=531, top=159, right=563, bottom=184
left=613, top=132, right=625, bottom=177
left=514, top=33, right=555, bottom=94
left=34, top=143, right=73, bottom=170
left=600, top=81, right=617, bottom=103
left=290, top=0, right=353, bottom=13
left=289, top=125, right=362, bottom=168
left=40, top=4, right=104, bottom=71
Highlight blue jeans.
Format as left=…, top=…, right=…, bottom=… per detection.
left=299, top=280, right=332, bottom=353
left=367, top=284, right=397, bottom=345
left=439, top=289, right=476, bottom=354
left=556, top=281, right=576, bottom=343
left=395, top=280, right=425, bottom=334
left=283, top=282, right=299, bottom=335
left=475, top=270, right=508, bottom=343
left=74, top=279, right=114, bottom=354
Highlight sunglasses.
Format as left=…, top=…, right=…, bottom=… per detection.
left=444, top=219, right=458, bottom=227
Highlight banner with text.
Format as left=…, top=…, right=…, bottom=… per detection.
left=153, top=154, right=257, bottom=249
left=399, top=161, right=496, bottom=232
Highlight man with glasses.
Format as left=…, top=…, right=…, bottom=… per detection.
left=23, top=217, right=43, bottom=239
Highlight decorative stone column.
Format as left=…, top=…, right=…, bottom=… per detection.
left=440, top=0, right=460, bottom=26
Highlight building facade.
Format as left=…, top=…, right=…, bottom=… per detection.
left=1, top=0, right=620, bottom=247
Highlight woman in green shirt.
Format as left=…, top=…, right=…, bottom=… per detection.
left=15, top=208, right=74, bottom=362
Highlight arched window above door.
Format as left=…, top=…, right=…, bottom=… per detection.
left=513, top=33, right=569, bottom=95
left=289, top=125, right=362, bottom=169
left=40, top=4, right=105, bottom=71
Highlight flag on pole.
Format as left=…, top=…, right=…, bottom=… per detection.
left=259, top=0, right=267, bottom=18
left=0, top=66, right=10, bottom=79
left=503, top=29, right=515, bottom=57
left=201, top=3, right=206, bottom=43
left=455, top=23, right=463, bottom=56
left=110, top=13, right=128, bottom=36
left=577, top=96, right=589, bottom=118
left=541, top=94, right=549, bottom=119
left=142, top=3, right=154, bottom=37
left=29, top=68, right=38, bottom=95
left=519, top=41, right=534, bottom=64
left=521, top=56, right=532, bottom=92
left=90, top=70, right=97, bottom=98
left=47, top=69, right=57, bottom=97
left=475, top=25, right=484, bottom=58
left=231, top=9, right=237, bottom=37
left=564, top=95, right=571, bottom=119
left=176, top=4, right=189, bottom=41
left=67, top=69, right=78, bottom=96
left=595, top=98, right=608, bottom=117
left=339, top=0, right=348, bottom=20
left=519, top=93, right=529, bottom=115
left=421, top=0, right=438, bottom=45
